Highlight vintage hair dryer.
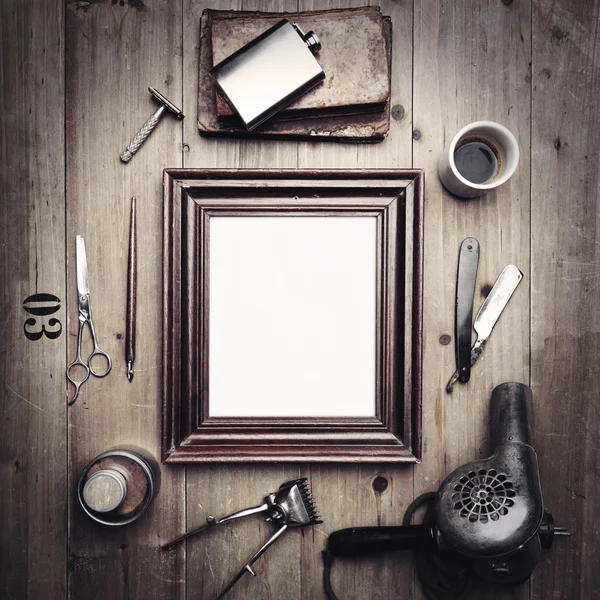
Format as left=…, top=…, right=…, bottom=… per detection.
left=327, top=383, right=568, bottom=596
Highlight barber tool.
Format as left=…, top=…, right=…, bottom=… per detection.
left=455, top=238, right=480, bottom=384
left=126, top=196, right=136, bottom=381
left=78, top=448, right=158, bottom=526
left=120, top=87, right=184, bottom=163
left=325, top=383, right=569, bottom=600
left=210, top=19, right=324, bottom=131
left=67, top=235, right=112, bottom=406
left=163, top=478, right=321, bottom=599
left=446, top=264, right=523, bottom=393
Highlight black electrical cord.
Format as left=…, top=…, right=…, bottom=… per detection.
left=322, top=549, right=339, bottom=600
left=323, top=492, right=470, bottom=600
left=401, top=491, right=437, bottom=526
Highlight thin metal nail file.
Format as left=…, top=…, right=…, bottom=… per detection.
left=455, top=238, right=480, bottom=384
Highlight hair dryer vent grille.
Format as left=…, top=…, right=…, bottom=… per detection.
left=452, top=469, right=516, bottom=523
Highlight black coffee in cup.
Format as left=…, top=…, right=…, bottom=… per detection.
left=453, top=137, right=500, bottom=184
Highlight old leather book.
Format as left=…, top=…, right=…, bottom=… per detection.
left=197, top=6, right=392, bottom=142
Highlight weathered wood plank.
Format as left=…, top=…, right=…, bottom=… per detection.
left=531, top=1, right=600, bottom=598
left=295, top=2, right=415, bottom=599
left=5, top=1, right=593, bottom=599
left=182, top=2, right=301, bottom=598
left=413, top=1, right=531, bottom=599
left=182, top=1, right=415, bottom=598
left=0, top=1, right=67, bottom=598
left=65, top=1, right=184, bottom=599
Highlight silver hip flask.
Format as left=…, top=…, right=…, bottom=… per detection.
left=209, top=19, right=325, bottom=131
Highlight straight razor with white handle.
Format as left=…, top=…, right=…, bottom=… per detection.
left=446, top=264, right=523, bottom=394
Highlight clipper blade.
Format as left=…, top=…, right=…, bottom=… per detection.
left=273, top=477, right=323, bottom=527
left=297, top=478, right=322, bottom=525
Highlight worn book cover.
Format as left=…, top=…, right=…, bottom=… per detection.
left=197, top=6, right=392, bottom=142
left=212, top=7, right=389, bottom=120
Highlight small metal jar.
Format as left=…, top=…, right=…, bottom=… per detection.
left=77, top=448, right=158, bottom=526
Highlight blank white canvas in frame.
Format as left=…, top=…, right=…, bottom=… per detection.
left=208, top=215, right=377, bottom=417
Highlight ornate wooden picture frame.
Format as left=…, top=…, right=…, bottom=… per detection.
left=163, top=169, right=423, bottom=462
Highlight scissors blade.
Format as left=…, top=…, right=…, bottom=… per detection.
left=76, top=235, right=90, bottom=297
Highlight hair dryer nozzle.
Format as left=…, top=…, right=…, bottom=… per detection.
left=490, top=382, right=534, bottom=449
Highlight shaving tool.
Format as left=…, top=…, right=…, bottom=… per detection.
left=455, top=238, right=480, bottom=383
left=120, top=87, right=183, bottom=163
left=163, top=477, right=322, bottom=599
left=447, top=264, right=523, bottom=393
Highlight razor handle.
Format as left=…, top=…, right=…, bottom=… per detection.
left=327, top=524, right=432, bottom=557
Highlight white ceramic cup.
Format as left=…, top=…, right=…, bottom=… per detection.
left=438, top=121, right=520, bottom=198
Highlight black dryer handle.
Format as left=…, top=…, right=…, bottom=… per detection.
left=327, top=524, right=431, bottom=557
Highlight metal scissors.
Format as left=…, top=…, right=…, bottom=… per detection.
left=67, top=235, right=112, bottom=405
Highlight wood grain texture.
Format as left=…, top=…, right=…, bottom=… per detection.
left=412, top=1, right=531, bottom=599
left=182, top=3, right=304, bottom=597
left=65, top=1, right=184, bottom=599
left=298, top=2, right=415, bottom=598
left=293, top=3, right=416, bottom=599
left=530, top=1, right=600, bottom=598
left=0, top=1, right=67, bottom=599
left=3, top=0, right=599, bottom=598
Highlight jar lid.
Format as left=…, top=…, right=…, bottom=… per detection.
left=82, top=469, right=127, bottom=513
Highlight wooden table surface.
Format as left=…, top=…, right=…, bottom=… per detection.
left=2, top=1, right=598, bottom=598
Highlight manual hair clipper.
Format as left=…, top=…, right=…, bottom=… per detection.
left=325, top=383, right=569, bottom=599
left=164, top=477, right=321, bottom=600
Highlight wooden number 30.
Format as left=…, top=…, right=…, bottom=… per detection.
left=23, top=293, right=62, bottom=341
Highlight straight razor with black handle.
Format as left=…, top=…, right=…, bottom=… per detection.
left=455, top=238, right=480, bottom=384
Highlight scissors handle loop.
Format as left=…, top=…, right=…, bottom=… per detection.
left=88, top=347, right=112, bottom=377
left=67, top=318, right=112, bottom=405
left=67, top=320, right=89, bottom=405
left=87, top=318, right=112, bottom=376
